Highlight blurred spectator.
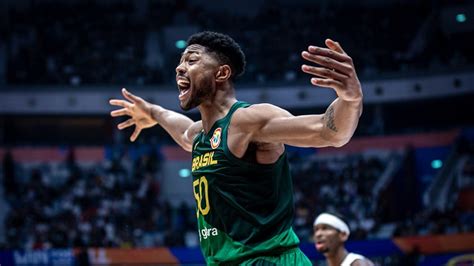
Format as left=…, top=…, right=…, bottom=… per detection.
left=2, top=146, right=188, bottom=249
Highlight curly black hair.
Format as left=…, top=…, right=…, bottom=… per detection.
left=187, top=31, right=246, bottom=79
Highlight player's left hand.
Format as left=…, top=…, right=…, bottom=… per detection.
left=301, top=39, right=362, bottom=102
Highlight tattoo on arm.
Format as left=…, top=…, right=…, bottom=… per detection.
left=324, top=106, right=338, bottom=132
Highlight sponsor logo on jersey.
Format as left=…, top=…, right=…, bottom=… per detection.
left=210, top=127, right=222, bottom=149
left=199, top=226, right=219, bottom=241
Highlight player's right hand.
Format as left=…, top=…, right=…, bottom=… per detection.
left=301, top=39, right=362, bottom=103
left=109, top=88, right=158, bottom=142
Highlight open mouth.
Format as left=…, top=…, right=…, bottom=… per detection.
left=177, top=79, right=191, bottom=100
left=315, top=240, right=326, bottom=249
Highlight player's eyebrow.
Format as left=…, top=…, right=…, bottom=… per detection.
left=179, top=50, right=201, bottom=63
left=182, top=51, right=199, bottom=57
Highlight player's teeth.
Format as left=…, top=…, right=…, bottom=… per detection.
left=178, top=80, right=189, bottom=87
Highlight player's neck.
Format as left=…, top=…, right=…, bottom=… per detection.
left=326, top=247, right=348, bottom=266
left=198, top=87, right=237, bottom=134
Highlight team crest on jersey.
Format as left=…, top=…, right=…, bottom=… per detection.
left=210, top=127, right=222, bottom=149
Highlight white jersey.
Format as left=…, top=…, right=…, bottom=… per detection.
left=341, top=252, right=366, bottom=266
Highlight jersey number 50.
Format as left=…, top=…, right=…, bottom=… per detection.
left=193, top=176, right=210, bottom=217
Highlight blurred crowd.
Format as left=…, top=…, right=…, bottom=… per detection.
left=289, top=146, right=471, bottom=242
left=390, top=138, right=474, bottom=238
left=290, top=153, right=384, bottom=242
left=2, top=147, right=197, bottom=249
left=5, top=0, right=473, bottom=86
left=2, top=139, right=473, bottom=249
left=7, top=1, right=152, bottom=85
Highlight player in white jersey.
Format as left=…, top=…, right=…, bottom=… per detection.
left=313, top=213, right=375, bottom=266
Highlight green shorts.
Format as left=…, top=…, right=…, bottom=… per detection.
left=238, top=247, right=312, bottom=266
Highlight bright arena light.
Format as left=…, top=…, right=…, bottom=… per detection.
left=179, top=168, right=191, bottom=178
left=431, top=159, right=443, bottom=169
left=175, top=40, right=187, bottom=49
left=456, top=13, right=466, bottom=23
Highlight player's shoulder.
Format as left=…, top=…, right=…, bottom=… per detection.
left=190, top=120, right=203, bottom=131
left=239, top=102, right=278, bottom=112
left=351, top=258, right=374, bottom=266
left=185, top=120, right=203, bottom=141
left=230, top=103, right=287, bottom=134
left=234, top=103, right=291, bottom=122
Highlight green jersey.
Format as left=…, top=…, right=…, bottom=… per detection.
left=191, top=101, right=300, bottom=265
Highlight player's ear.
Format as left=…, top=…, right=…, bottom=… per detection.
left=215, top=65, right=232, bottom=83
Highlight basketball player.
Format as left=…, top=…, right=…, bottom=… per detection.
left=313, top=213, right=374, bottom=266
left=109, top=31, right=363, bottom=265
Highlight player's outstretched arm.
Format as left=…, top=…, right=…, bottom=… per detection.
left=300, top=39, right=363, bottom=146
left=234, top=39, right=362, bottom=148
left=109, top=88, right=201, bottom=152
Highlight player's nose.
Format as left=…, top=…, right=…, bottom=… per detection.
left=176, top=62, right=186, bottom=75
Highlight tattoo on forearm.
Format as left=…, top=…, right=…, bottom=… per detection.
left=325, top=106, right=338, bottom=132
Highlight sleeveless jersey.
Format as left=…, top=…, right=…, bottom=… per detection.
left=191, top=101, right=300, bottom=265
left=341, top=253, right=366, bottom=266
